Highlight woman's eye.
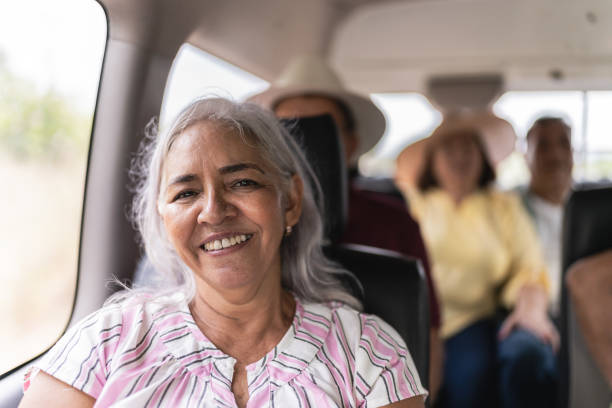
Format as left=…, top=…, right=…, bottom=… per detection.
left=174, top=190, right=196, bottom=201
left=233, top=179, right=259, bottom=188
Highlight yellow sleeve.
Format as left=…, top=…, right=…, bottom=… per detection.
left=494, top=192, right=551, bottom=308
left=399, top=185, right=426, bottom=222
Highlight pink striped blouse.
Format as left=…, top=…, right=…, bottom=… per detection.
left=24, top=294, right=427, bottom=407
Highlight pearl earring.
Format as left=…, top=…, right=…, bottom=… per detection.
left=285, top=225, right=293, bottom=236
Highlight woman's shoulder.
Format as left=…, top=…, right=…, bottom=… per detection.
left=483, top=189, right=525, bottom=214
left=479, top=189, right=536, bottom=240
left=54, top=291, right=190, bottom=350
left=41, top=292, right=189, bottom=364
left=88, top=290, right=185, bottom=321
left=302, top=300, right=427, bottom=402
left=486, top=188, right=521, bottom=202
left=303, top=300, right=408, bottom=350
left=302, top=299, right=366, bottom=325
left=25, top=292, right=192, bottom=398
left=402, top=187, right=447, bottom=219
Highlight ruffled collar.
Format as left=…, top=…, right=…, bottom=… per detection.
left=158, top=296, right=333, bottom=389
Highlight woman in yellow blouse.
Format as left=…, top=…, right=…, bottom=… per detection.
left=396, top=113, right=558, bottom=408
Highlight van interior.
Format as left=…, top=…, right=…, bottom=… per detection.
left=1, top=0, right=611, bottom=406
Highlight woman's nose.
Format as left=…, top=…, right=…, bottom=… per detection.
left=196, top=189, right=235, bottom=225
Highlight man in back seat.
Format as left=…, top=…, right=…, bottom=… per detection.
left=250, top=55, right=443, bottom=401
left=519, top=116, right=573, bottom=319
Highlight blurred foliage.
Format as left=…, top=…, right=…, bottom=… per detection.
left=0, top=55, right=91, bottom=161
left=575, top=154, right=612, bottom=182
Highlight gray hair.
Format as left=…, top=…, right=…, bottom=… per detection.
left=123, top=97, right=360, bottom=309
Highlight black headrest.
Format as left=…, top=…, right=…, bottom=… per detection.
left=281, top=114, right=348, bottom=243
left=562, top=185, right=612, bottom=268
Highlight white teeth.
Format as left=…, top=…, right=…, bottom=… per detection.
left=203, top=234, right=252, bottom=251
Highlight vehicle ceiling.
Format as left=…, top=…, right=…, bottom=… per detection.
left=100, top=0, right=612, bottom=93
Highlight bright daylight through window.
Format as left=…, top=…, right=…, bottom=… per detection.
left=161, top=43, right=269, bottom=127
left=363, top=91, right=612, bottom=187
left=0, top=0, right=106, bottom=374
left=162, top=46, right=612, bottom=187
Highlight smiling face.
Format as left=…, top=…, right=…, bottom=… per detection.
left=432, top=131, right=484, bottom=198
left=157, top=120, right=302, bottom=299
left=527, top=120, right=573, bottom=199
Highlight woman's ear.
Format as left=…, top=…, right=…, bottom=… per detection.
left=284, top=174, right=303, bottom=227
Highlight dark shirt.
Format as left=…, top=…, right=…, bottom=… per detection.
left=340, top=184, right=441, bottom=329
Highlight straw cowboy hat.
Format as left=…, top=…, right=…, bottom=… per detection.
left=249, top=55, right=386, bottom=159
left=395, top=110, right=517, bottom=189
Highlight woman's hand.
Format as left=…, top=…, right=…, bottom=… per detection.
left=498, top=285, right=559, bottom=352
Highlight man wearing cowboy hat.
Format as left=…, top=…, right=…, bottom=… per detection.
left=250, top=54, right=443, bottom=400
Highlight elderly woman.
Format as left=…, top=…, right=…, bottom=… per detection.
left=20, top=98, right=426, bottom=407
left=396, top=114, right=558, bottom=408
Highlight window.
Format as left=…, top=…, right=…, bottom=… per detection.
left=495, top=91, right=612, bottom=186
left=161, top=49, right=612, bottom=187
left=161, top=44, right=269, bottom=127
left=0, top=0, right=106, bottom=374
left=362, top=91, right=612, bottom=187
left=582, top=91, right=612, bottom=181
left=361, top=93, right=441, bottom=176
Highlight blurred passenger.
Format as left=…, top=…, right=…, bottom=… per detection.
left=251, top=55, right=443, bottom=400
left=566, top=249, right=612, bottom=389
left=520, top=116, right=573, bottom=317
left=396, top=112, right=558, bottom=408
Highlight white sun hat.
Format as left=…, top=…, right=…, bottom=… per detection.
left=248, top=55, right=387, bottom=159
left=396, top=110, right=517, bottom=189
